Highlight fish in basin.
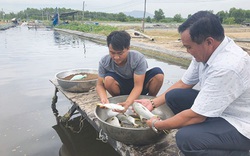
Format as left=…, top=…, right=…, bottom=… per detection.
left=116, top=113, right=139, bottom=127
left=132, top=102, right=158, bottom=121
left=70, top=74, right=87, bottom=80
left=97, top=103, right=125, bottom=111
left=105, top=113, right=145, bottom=128
left=105, top=116, right=121, bottom=127
left=100, top=102, right=154, bottom=128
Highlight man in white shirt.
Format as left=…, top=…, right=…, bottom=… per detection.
left=136, top=11, right=250, bottom=155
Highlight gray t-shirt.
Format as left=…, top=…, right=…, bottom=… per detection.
left=98, top=50, right=148, bottom=79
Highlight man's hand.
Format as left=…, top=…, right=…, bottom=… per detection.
left=147, top=116, right=160, bottom=128
left=134, top=99, right=154, bottom=111
left=114, top=101, right=131, bottom=113
left=100, top=98, right=109, bottom=104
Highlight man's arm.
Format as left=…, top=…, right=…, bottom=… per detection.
left=148, top=109, right=206, bottom=130
left=96, top=76, right=109, bottom=104
left=152, top=80, right=195, bottom=108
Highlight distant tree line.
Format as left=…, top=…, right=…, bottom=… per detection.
left=217, top=8, right=250, bottom=24
left=0, top=7, right=249, bottom=24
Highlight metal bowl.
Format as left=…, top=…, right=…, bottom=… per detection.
left=94, top=95, right=174, bottom=145
left=55, top=68, right=98, bottom=93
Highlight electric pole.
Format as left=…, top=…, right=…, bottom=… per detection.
left=41, top=9, right=44, bottom=21
left=82, top=1, right=85, bottom=22
left=1, top=8, right=3, bottom=21
left=142, top=0, right=146, bottom=32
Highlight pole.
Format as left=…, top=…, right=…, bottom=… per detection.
left=42, top=9, right=44, bottom=21
left=82, top=1, right=85, bottom=22
left=142, top=0, right=146, bottom=32
left=1, top=8, right=3, bottom=20
left=57, top=8, right=60, bottom=24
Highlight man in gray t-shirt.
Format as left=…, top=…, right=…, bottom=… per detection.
left=96, top=30, right=164, bottom=111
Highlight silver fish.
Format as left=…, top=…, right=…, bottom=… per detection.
left=132, top=102, right=157, bottom=121
left=106, top=109, right=119, bottom=118
left=105, top=116, right=121, bottom=127
left=116, top=113, right=139, bottom=127
left=125, top=106, right=135, bottom=116
left=70, top=74, right=87, bottom=80
left=97, top=103, right=125, bottom=111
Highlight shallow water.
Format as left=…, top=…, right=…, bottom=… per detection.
left=0, top=26, right=186, bottom=156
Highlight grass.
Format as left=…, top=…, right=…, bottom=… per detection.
left=56, top=22, right=119, bottom=36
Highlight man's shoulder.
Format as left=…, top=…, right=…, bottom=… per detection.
left=129, top=50, right=145, bottom=60
left=217, top=47, right=248, bottom=67
left=129, top=50, right=143, bottom=55
left=100, top=54, right=111, bottom=60
left=100, top=55, right=112, bottom=65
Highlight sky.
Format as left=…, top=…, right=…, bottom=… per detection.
left=1, top=0, right=250, bottom=18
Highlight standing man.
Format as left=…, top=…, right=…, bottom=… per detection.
left=96, top=30, right=164, bottom=111
left=136, top=11, right=250, bottom=155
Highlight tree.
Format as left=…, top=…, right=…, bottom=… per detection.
left=154, top=9, right=165, bottom=22
left=217, top=11, right=227, bottom=19
left=117, top=12, right=127, bottom=22
left=146, top=16, right=152, bottom=23
left=223, top=17, right=235, bottom=24
left=229, top=8, right=246, bottom=24
left=216, top=11, right=228, bottom=23
left=173, top=14, right=182, bottom=23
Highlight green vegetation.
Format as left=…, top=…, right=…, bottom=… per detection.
left=56, top=22, right=118, bottom=36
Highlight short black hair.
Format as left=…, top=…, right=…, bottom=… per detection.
left=107, top=30, right=131, bottom=51
left=178, top=11, right=224, bottom=44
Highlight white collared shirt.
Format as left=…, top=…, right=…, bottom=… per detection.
left=182, top=37, right=250, bottom=139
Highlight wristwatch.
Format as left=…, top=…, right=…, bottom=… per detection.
left=152, top=119, right=159, bottom=133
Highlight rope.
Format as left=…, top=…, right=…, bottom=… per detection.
left=96, top=129, right=108, bottom=143
left=64, top=115, right=86, bottom=134
left=51, top=87, right=59, bottom=117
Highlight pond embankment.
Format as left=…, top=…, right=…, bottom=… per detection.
left=0, top=23, right=17, bottom=30
left=54, top=28, right=192, bottom=68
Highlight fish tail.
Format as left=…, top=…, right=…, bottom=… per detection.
left=134, top=123, right=139, bottom=128
left=96, top=103, right=103, bottom=107
left=163, top=130, right=170, bottom=135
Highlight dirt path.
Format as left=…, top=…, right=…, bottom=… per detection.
left=128, top=26, right=250, bottom=54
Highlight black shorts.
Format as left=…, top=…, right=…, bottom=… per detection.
left=104, top=67, right=163, bottom=95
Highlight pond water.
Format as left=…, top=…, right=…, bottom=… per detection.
left=0, top=26, right=186, bottom=156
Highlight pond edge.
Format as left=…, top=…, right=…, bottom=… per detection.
left=54, top=28, right=191, bottom=68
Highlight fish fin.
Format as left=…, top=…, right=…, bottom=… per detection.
left=134, top=123, right=139, bottom=128
left=139, top=116, right=147, bottom=122
left=134, top=118, right=141, bottom=121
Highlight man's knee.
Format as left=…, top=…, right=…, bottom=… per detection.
left=165, top=89, right=180, bottom=104
left=176, top=126, right=204, bottom=152
left=146, top=67, right=164, bottom=81
left=104, top=76, right=115, bottom=87
left=151, top=67, right=163, bottom=74
left=165, top=88, right=199, bottom=114
left=154, top=72, right=164, bottom=83
left=104, top=76, right=120, bottom=95
left=165, top=89, right=183, bottom=113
